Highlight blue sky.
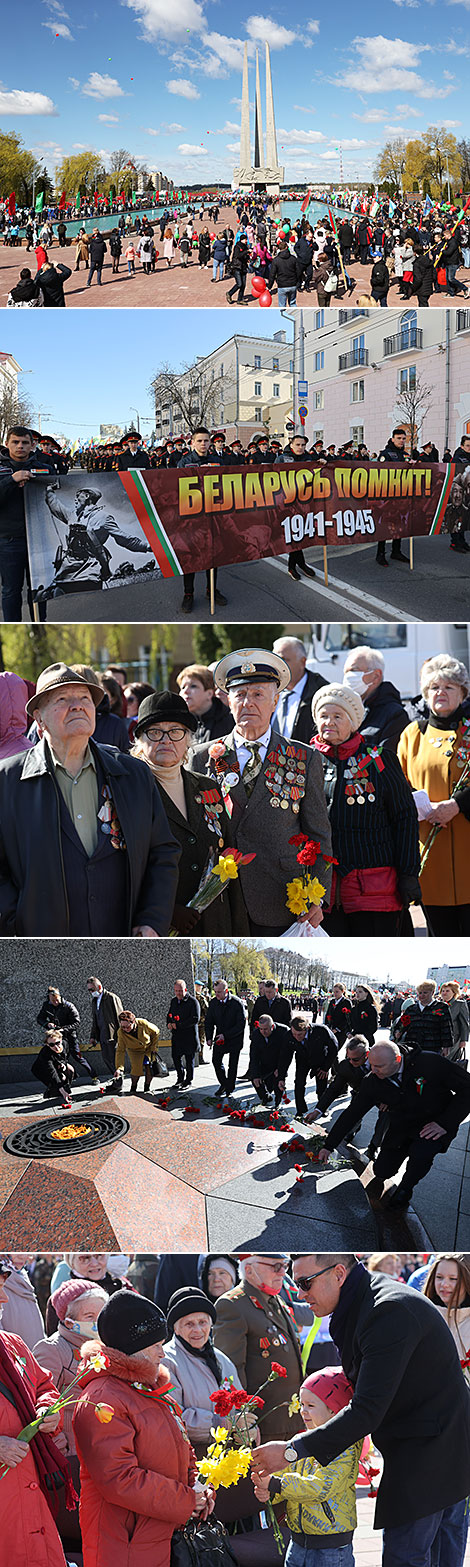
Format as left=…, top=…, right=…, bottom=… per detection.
left=0, top=0, right=468, bottom=187
left=3, top=308, right=292, bottom=439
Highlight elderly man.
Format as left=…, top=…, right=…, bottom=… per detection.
left=191, top=649, right=332, bottom=936
left=393, top=979, right=454, bottom=1054
left=0, top=663, right=180, bottom=937
left=213, top=1254, right=303, bottom=1441
left=167, top=979, right=200, bottom=1090
left=315, top=1035, right=470, bottom=1207
left=250, top=1013, right=293, bottom=1106
left=252, top=1253, right=470, bottom=1567
left=87, top=976, right=123, bottom=1081
left=272, top=636, right=327, bottom=744
left=342, top=645, right=408, bottom=752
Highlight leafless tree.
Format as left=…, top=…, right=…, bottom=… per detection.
left=395, top=373, right=433, bottom=450
left=150, top=359, right=236, bottom=437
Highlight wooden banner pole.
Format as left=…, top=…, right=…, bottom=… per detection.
left=409, top=536, right=414, bottom=572
left=323, top=547, right=328, bottom=585
left=209, top=567, right=216, bottom=615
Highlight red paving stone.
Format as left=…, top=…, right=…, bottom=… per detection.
left=0, top=1161, right=119, bottom=1249
left=123, top=1112, right=282, bottom=1192
left=94, top=1141, right=208, bottom=1251
left=1, top=222, right=466, bottom=309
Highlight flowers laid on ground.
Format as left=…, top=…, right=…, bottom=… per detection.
left=198, top=1366, right=291, bottom=1551
left=277, top=1131, right=351, bottom=1172
left=0, top=1350, right=113, bottom=1478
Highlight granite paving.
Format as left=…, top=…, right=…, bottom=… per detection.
left=94, top=1142, right=208, bottom=1251
left=0, top=1162, right=120, bottom=1249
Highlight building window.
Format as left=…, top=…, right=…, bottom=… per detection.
left=219, top=364, right=224, bottom=376
left=314, top=390, right=324, bottom=410
left=272, top=357, right=279, bottom=371
left=315, top=310, right=325, bottom=329
left=313, top=429, right=324, bottom=443
left=254, top=381, right=262, bottom=396
left=254, top=407, right=263, bottom=422
left=220, top=409, right=224, bottom=422
left=351, top=334, right=365, bottom=366
left=254, top=355, right=261, bottom=369
left=273, top=384, right=280, bottom=398
left=351, top=380, right=364, bottom=403
left=399, top=365, right=416, bottom=392
left=350, top=424, right=364, bottom=444
left=400, top=310, right=417, bottom=350
left=289, top=359, right=294, bottom=372
left=314, top=351, right=324, bottom=372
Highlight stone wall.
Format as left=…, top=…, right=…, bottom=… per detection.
left=0, top=939, right=194, bottom=1081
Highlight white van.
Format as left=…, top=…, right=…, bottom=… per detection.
left=308, top=623, right=470, bottom=698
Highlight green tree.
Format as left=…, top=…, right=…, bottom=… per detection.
left=217, top=940, right=270, bottom=993
left=374, top=137, right=407, bottom=193
left=56, top=151, right=104, bottom=200
left=193, top=625, right=285, bottom=662
left=0, top=130, right=43, bottom=203
left=404, top=127, right=461, bottom=199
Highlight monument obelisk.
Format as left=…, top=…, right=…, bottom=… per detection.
left=232, top=41, right=284, bottom=195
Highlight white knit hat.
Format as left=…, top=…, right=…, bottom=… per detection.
left=311, top=682, right=365, bottom=731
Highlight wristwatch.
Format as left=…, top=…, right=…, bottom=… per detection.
left=283, top=1443, right=298, bottom=1463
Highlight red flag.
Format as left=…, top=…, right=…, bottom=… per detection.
left=94, top=190, right=99, bottom=205
left=301, top=187, right=311, bottom=214
left=8, top=192, right=15, bottom=216
left=58, top=190, right=66, bottom=210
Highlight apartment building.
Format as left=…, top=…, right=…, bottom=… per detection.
left=153, top=330, right=294, bottom=444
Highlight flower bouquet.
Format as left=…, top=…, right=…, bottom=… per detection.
left=170, top=849, right=256, bottom=933
left=284, top=835, right=337, bottom=936
left=197, top=1365, right=290, bottom=1553
left=0, top=1349, right=113, bottom=1479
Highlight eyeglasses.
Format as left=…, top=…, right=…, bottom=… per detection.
left=257, top=1261, right=286, bottom=1275
left=295, top=1264, right=337, bottom=1292
left=144, top=726, right=187, bottom=742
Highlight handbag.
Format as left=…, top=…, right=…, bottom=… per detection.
left=171, top=1519, right=239, bottom=1567
left=152, top=1052, right=169, bottom=1078
left=324, top=272, right=338, bottom=293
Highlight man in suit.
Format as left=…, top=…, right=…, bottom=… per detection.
left=250, top=979, right=291, bottom=1032
left=272, top=636, right=326, bottom=744
left=214, top=1254, right=303, bottom=1441
left=204, top=980, right=245, bottom=1100
left=190, top=648, right=332, bottom=936
left=87, top=976, right=123, bottom=1080
left=252, top=1254, right=470, bottom=1566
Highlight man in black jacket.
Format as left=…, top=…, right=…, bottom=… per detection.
left=37, top=985, right=97, bottom=1081
left=272, top=635, right=326, bottom=739
left=167, top=979, right=200, bottom=1088
left=87, top=229, right=107, bottom=288
left=35, top=260, right=71, bottom=306
left=250, top=980, right=291, bottom=1032
left=253, top=1256, right=470, bottom=1565
left=117, top=430, right=150, bottom=470
left=177, top=428, right=227, bottom=612
left=392, top=981, right=453, bottom=1054
left=318, top=1037, right=470, bottom=1206
left=250, top=1014, right=293, bottom=1105
left=377, top=428, right=410, bottom=566
left=0, top=663, right=180, bottom=937
left=311, top=1033, right=370, bottom=1117
left=274, top=441, right=319, bottom=581
left=289, top=1013, right=338, bottom=1115
left=205, top=980, right=246, bottom=1099
left=0, top=427, right=57, bottom=619
left=268, top=240, right=299, bottom=305
left=342, top=645, right=408, bottom=751
left=87, top=976, right=123, bottom=1078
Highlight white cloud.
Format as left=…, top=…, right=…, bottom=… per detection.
left=384, top=124, right=406, bottom=133
left=200, top=32, right=247, bottom=71
left=69, top=76, right=80, bottom=89
left=226, top=140, right=241, bottom=152
left=336, top=136, right=373, bottom=148
left=447, top=0, right=470, bottom=9
left=215, top=120, right=240, bottom=133
left=353, top=107, right=388, bottom=121
left=446, top=37, right=470, bottom=53
left=82, top=73, right=126, bottom=98
left=246, top=14, right=297, bottom=47
left=332, top=35, right=454, bottom=97
left=166, top=77, right=200, bottom=97
left=391, top=0, right=420, bottom=7
left=307, top=19, right=320, bottom=33
left=395, top=102, right=421, bottom=114
left=43, top=19, right=74, bottom=36
left=98, top=113, right=119, bottom=122
left=443, top=116, right=462, bottom=124
left=178, top=141, right=208, bottom=153
left=0, top=88, right=58, bottom=114
left=124, top=0, right=205, bottom=39
left=277, top=126, right=326, bottom=143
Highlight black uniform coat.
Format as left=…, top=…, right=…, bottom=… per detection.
left=323, top=1046, right=470, bottom=1152
left=294, top=1264, right=470, bottom=1530
left=0, top=737, right=180, bottom=936
left=153, top=767, right=249, bottom=936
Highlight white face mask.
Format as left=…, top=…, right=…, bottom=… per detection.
left=65, top=1317, right=99, bottom=1336
left=343, top=670, right=370, bottom=697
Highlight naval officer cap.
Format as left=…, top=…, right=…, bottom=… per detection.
left=215, top=648, right=290, bottom=694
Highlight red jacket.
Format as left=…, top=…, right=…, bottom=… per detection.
left=73, top=1350, right=197, bottom=1567
left=0, top=1332, right=67, bottom=1567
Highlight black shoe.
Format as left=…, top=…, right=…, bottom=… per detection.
left=386, top=1184, right=413, bottom=1209
left=206, top=588, right=227, bottom=605
left=288, top=566, right=301, bottom=581
left=301, top=563, right=317, bottom=579
left=181, top=593, right=194, bottom=613
left=391, top=548, right=409, bottom=563
left=366, top=1175, right=385, bottom=1201
left=451, top=537, right=470, bottom=553
left=376, top=555, right=389, bottom=567
left=226, top=292, right=235, bottom=303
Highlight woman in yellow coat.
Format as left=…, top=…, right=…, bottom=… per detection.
left=398, top=653, right=470, bottom=935
left=112, top=1010, right=160, bottom=1094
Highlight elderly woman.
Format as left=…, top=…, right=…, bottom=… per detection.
left=132, top=689, right=248, bottom=936
left=200, top=1256, right=239, bottom=1303
left=398, top=654, right=470, bottom=934
left=311, top=683, right=420, bottom=935
left=162, top=1286, right=243, bottom=1459
left=439, top=981, right=470, bottom=1062
left=31, top=1027, right=74, bottom=1108
left=34, top=1278, right=108, bottom=1457
left=0, top=1258, right=73, bottom=1567
left=73, top=1292, right=213, bottom=1567
left=113, top=1009, right=161, bottom=1094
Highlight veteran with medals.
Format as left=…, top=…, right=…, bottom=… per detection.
left=190, top=650, right=333, bottom=936
left=132, top=689, right=249, bottom=936
left=311, top=683, right=421, bottom=937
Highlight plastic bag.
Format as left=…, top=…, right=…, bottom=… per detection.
left=283, top=919, right=329, bottom=938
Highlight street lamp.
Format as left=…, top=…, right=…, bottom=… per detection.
left=129, top=407, right=140, bottom=432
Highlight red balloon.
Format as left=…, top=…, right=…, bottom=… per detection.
left=259, top=290, right=272, bottom=307
left=251, top=275, right=265, bottom=295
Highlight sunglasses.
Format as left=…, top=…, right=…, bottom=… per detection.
left=295, top=1264, right=337, bottom=1292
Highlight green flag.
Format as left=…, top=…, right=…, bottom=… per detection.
left=75, top=191, right=81, bottom=209
left=132, top=190, right=137, bottom=207
left=35, top=190, right=45, bottom=213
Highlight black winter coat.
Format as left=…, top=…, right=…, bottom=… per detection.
left=324, top=996, right=352, bottom=1047
left=89, top=236, right=107, bottom=264
left=0, top=453, right=57, bottom=539
left=193, top=696, right=235, bottom=746
left=268, top=250, right=299, bottom=291
left=348, top=998, right=378, bottom=1047
left=250, top=993, right=292, bottom=1034
left=37, top=994, right=80, bottom=1045
left=36, top=263, right=71, bottom=306
left=314, top=736, right=420, bottom=892
left=94, top=695, right=130, bottom=752
left=0, top=737, right=180, bottom=936
left=360, top=680, right=408, bottom=753
left=392, top=998, right=453, bottom=1054
left=294, top=1263, right=470, bottom=1528
left=205, top=992, right=246, bottom=1045
left=324, top=1046, right=470, bottom=1151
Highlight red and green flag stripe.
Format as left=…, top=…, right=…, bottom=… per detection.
left=118, top=471, right=182, bottom=576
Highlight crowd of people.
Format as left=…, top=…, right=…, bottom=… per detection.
left=4, top=189, right=470, bottom=308
left=0, top=640, right=470, bottom=936
left=19, top=966, right=470, bottom=1211
left=1, top=1247, right=470, bottom=1566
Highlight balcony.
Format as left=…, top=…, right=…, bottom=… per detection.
left=338, top=349, right=369, bottom=371
left=383, top=328, right=423, bottom=357
left=338, top=310, right=369, bottom=324
left=456, top=310, right=470, bottom=334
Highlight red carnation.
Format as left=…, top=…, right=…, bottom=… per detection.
left=271, top=1362, right=287, bottom=1378
left=251, top=1395, right=265, bottom=1408
left=297, top=840, right=321, bottom=866
left=231, top=1388, right=253, bottom=1409
left=210, top=1388, right=236, bottom=1415
left=401, top=1015, right=411, bottom=1026
left=289, top=833, right=308, bottom=847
